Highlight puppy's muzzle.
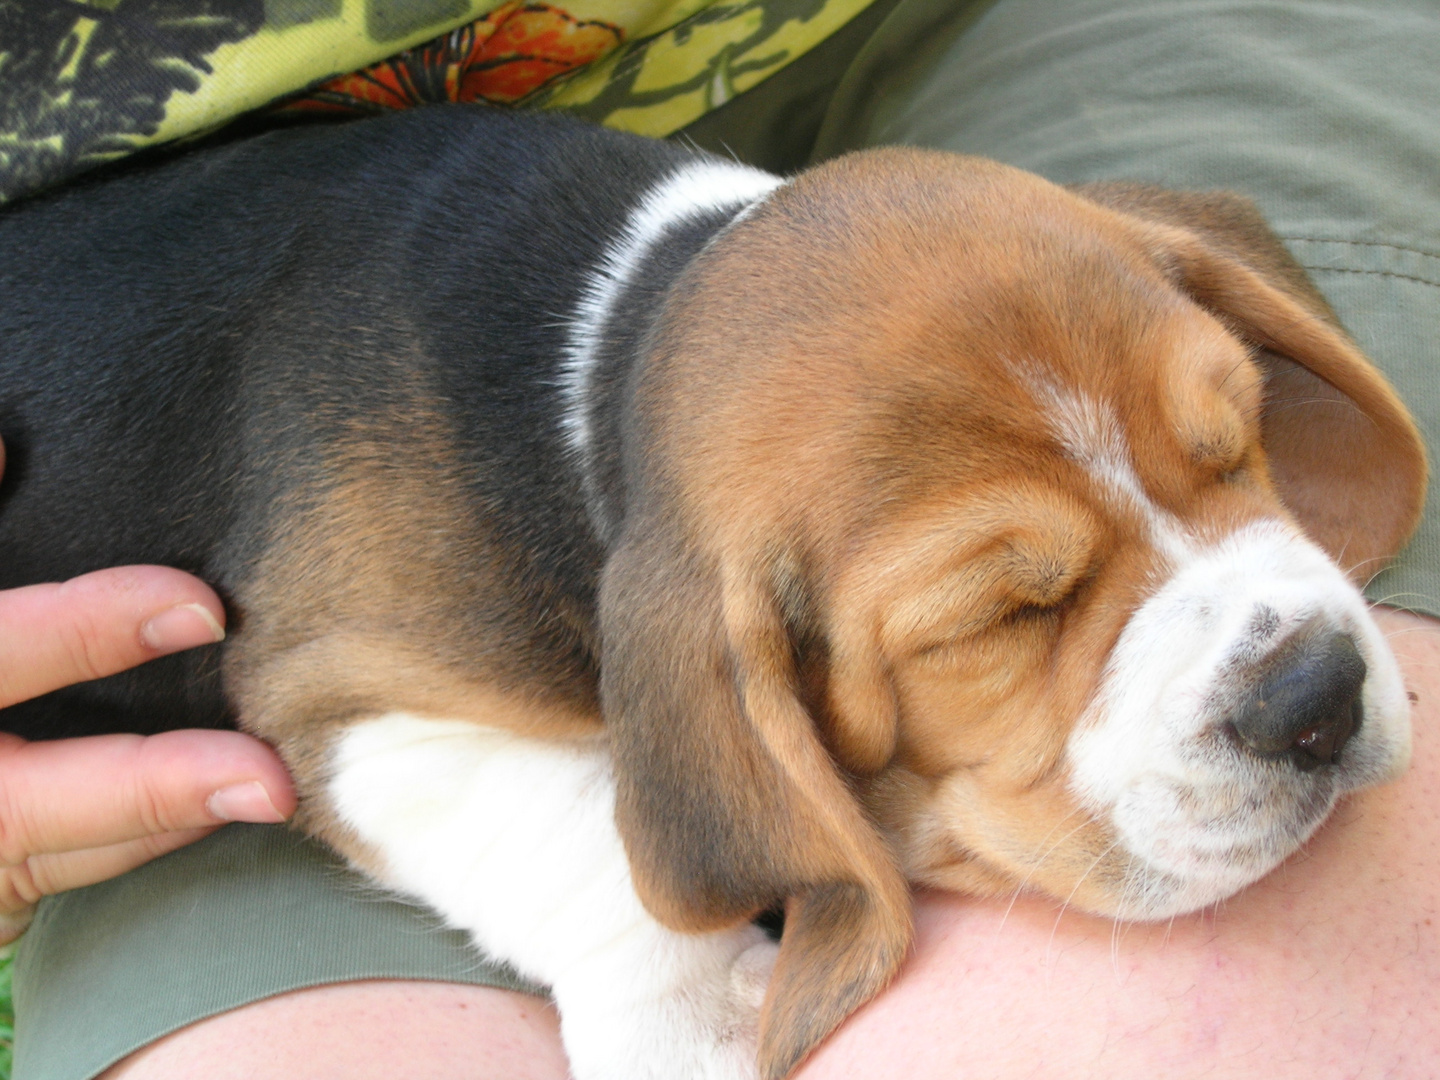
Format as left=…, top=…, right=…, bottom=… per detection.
left=1229, top=626, right=1366, bottom=770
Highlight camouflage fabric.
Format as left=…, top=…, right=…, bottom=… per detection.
left=0, top=0, right=877, bottom=204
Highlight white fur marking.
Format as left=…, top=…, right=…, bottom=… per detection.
left=559, top=160, right=782, bottom=472
left=1065, top=521, right=1410, bottom=916
left=1025, top=373, right=1192, bottom=561
left=330, top=715, right=772, bottom=1080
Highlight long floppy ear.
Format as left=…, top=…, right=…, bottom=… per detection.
left=1075, top=183, right=1427, bottom=581
left=600, top=511, right=911, bottom=1080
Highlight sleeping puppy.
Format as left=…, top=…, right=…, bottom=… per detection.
left=0, top=105, right=1425, bottom=1079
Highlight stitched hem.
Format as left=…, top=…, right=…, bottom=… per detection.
left=1281, top=236, right=1440, bottom=264
left=1279, top=235, right=1440, bottom=290
left=1297, top=265, right=1440, bottom=289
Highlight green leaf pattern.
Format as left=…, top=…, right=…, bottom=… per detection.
left=0, top=0, right=874, bottom=204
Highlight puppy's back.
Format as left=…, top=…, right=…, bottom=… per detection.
left=0, top=107, right=689, bottom=738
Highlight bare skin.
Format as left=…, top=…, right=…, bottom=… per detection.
left=803, top=607, right=1440, bottom=1077
left=100, top=607, right=1440, bottom=1080
left=100, top=981, right=571, bottom=1080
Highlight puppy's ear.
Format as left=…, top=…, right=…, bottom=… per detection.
left=601, top=515, right=910, bottom=1080
left=1076, top=183, right=1426, bottom=579
left=823, top=633, right=899, bottom=775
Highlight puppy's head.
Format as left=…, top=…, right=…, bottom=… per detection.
left=599, top=150, right=1425, bottom=1079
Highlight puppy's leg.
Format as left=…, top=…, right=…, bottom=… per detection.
left=326, top=713, right=775, bottom=1080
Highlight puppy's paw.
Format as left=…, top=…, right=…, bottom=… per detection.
left=559, top=926, right=777, bottom=1080
left=730, top=938, right=779, bottom=1014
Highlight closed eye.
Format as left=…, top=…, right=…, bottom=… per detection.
left=876, top=488, right=1100, bottom=657
left=913, top=584, right=1073, bottom=663
left=1002, top=538, right=1092, bottom=618
left=1007, top=572, right=1088, bottom=624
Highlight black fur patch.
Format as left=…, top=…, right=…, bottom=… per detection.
left=0, top=105, right=737, bottom=738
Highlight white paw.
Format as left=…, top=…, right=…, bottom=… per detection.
left=730, top=939, right=779, bottom=1013
left=558, top=926, right=777, bottom=1080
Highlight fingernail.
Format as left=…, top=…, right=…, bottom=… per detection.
left=207, top=781, right=287, bottom=823
left=141, top=603, right=225, bottom=654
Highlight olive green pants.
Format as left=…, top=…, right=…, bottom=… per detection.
left=17, top=2, right=1440, bottom=1076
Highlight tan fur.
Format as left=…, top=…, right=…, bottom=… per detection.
left=601, top=149, right=1425, bottom=1076
left=219, top=151, right=1425, bottom=1079
left=1076, top=181, right=1426, bottom=576
left=222, top=363, right=600, bottom=868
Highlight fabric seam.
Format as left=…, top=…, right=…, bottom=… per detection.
left=1281, top=235, right=1440, bottom=289
left=1296, top=264, right=1440, bottom=290
left=1280, top=236, right=1440, bottom=263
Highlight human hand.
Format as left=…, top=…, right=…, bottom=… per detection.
left=0, top=458, right=296, bottom=942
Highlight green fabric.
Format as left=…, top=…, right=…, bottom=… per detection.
left=675, top=0, right=904, bottom=174
left=0, top=0, right=886, bottom=205
left=12, top=825, right=539, bottom=1080
left=813, top=0, right=1440, bottom=616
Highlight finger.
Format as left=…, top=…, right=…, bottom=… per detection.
left=0, top=565, right=226, bottom=708
left=0, top=729, right=295, bottom=864
left=0, top=906, right=33, bottom=946
left=0, top=826, right=218, bottom=923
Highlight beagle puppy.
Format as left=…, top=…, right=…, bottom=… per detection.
left=0, top=105, right=1425, bottom=1080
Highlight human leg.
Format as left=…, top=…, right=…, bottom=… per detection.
left=100, top=612, right=1440, bottom=1080
left=99, top=981, right=567, bottom=1080
left=792, top=608, right=1440, bottom=1079
left=12, top=825, right=544, bottom=1080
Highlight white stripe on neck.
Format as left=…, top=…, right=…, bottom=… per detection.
left=559, top=159, right=782, bottom=489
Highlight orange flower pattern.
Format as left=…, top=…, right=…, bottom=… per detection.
left=284, top=2, right=625, bottom=114
left=0, top=0, right=877, bottom=204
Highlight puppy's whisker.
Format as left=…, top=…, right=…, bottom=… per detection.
left=996, top=812, right=1091, bottom=936
left=1014, top=807, right=1088, bottom=870
left=1261, top=396, right=1368, bottom=419
left=997, top=882, right=1029, bottom=937
left=1045, top=839, right=1120, bottom=970
left=1216, top=354, right=1251, bottom=394
left=1370, top=589, right=1440, bottom=611
left=1349, top=554, right=1409, bottom=587
left=1109, top=854, right=1139, bottom=974
left=1379, top=626, right=1440, bottom=644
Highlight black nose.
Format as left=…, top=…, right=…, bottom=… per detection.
left=1230, top=631, right=1367, bottom=770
